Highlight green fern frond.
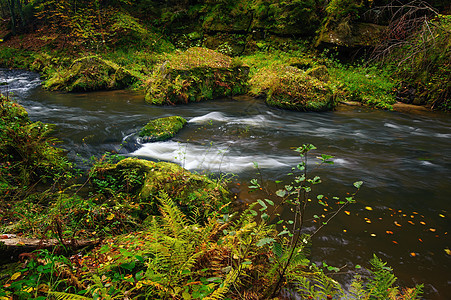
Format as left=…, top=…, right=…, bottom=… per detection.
left=158, top=191, right=188, bottom=238
left=204, top=268, right=240, bottom=300
left=47, top=291, right=92, bottom=300
left=366, top=254, right=398, bottom=299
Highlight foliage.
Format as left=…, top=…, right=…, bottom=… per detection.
left=374, top=11, right=450, bottom=110
left=325, top=53, right=397, bottom=109
left=0, top=95, right=73, bottom=198
left=139, top=116, right=187, bottom=142
left=0, top=48, right=34, bottom=69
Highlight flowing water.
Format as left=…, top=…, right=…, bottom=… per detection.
left=2, top=69, right=450, bottom=299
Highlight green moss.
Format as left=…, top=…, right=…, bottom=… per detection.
left=246, top=56, right=335, bottom=111
left=145, top=47, right=249, bottom=105
left=91, top=158, right=230, bottom=216
left=44, top=55, right=138, bottom=92
left=139, top=116, right=187, bottom=142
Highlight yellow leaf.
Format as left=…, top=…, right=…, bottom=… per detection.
left=365, top=206, right=373, bottom=211
left=106, top=213, right=115, bottom=221
left=439, top=214, right=445, bottom=218
left=10, top=272, right=21, bottom=281
left=344, top=211, right=350, bottom=215
left=445, top=248, right=451, bottom=256
left=136, top=281, right=143, bottom=289
left=429, top=228, right=436, bottom=232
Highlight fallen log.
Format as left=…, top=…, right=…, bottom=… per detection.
left=0, top=238, right=99, bottom=264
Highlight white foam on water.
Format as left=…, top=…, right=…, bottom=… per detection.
left=189, top=112, right=228, bottom=123
left=435, top=133, right=451, bottom=138
left=131, top=140, right=294, bottom=173
left=189, top=111, right=270, bottom=127
left=333, top=158, right=348, bottom=165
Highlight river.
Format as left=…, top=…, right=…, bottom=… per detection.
left=1, top=69, right=450, bottom=299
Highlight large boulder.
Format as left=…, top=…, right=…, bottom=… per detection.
left=249, top=65, right=335, bottom=112
left=139, top=116, right=187, bottom=142
left=90, top=158, right=230, bottom=216
left=316, top=21, right=387, bottom=48
left=145, top=47, right=249, bottom=105
left=44, top=55, right=138, bottom=92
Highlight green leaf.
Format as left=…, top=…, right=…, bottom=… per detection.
left=276, top=189, right=287, bottom=197
left=257, top=199, right=267, bottom=210
left=353, top=181, right=363, bottom=189
left=261, top=212, right=270, bottom=221
left=278, top=229, right=290, bottom=236
left=272, top=242, right=283, bottom=258
left=265, top=199, right=274, bottom=206
left=317, top=194, right=324, bottom=200
left=256, top=237, right=275, bottom=247
left=250, top=210, right=257, bottom=216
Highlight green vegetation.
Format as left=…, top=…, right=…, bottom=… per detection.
left=0, top=95, right=73, bottom=198
left=139, top=116, right=187, bottom=142
left=145, top=47, right=249, bottom=105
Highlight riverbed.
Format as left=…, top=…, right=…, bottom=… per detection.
left=2, top=69, right=450, bottom=299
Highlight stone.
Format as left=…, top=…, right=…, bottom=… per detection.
left=44, top=55, right=138, bottom=92
left=145, top=47, right=249, bottom=105
left=139, top=116, right=187, bottom=142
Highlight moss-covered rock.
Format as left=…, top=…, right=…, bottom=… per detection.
left=44, top=55, right=138, bottom=92
left=316, top=21, right=386, bottom=48
left=145, top=47, right=249, bottom=105
left=91, top=158, right=230, bottom=216
left=139, top=116, right=187, bottom=142
left=250, top=65, right=335, bottom=111
left=306, top=65, right=330, bottom=82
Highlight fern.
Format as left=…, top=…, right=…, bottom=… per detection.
left=204, top=268, right=240, bottom=300
left=158, top=191, right=187, bottom=238
left=47, top=291, right=91, bottom=300
left=366, top=254, right=398, bottom=299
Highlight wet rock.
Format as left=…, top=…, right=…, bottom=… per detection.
left=145, top=47, right=249, bottom=105
left=316, top=21, right=386, bottom=48
left=139, top=116, right=187, bottom=142
left=44, top=55, right=138, bottom=92
left=306, top=65, right=330, bottom=82
left=91, top=158, right=230, bottom=215
left=249, top=65, right=335, bottom=111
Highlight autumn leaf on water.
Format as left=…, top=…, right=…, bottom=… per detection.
left=392, top=241, right=398, bottom=244
left=420, top=221, right=426, bottom=225
left=344, top=211, right=350, bottom=215
left=410, top=252, right=417, bottom=257
left=429, top=228, right=436, bottom=232
left=408, top=221, right=415, bottom=225
left=439, top=214, right=445, bottom=218
left=386, top=231, right=394, bottom=235
left=445, top=248, right=451, bottom=256
left=394, top=221, right=402, bottom=227
left=365, top=206, right=373, bottom=211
